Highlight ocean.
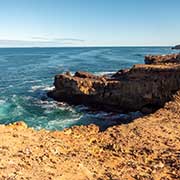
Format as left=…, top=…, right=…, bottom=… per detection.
left=0, top=47, right=176, bottom=130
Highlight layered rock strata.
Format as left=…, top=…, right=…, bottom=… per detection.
left=48, top=54, right=180, bottom=112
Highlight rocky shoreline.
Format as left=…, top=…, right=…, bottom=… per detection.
left=0, top=89, right=180, bottom=179
left=48, top=54, right=180, bottom=113
left=0, top=54, right=180, bottom=179
left=172, top=45, right=180, bottom=50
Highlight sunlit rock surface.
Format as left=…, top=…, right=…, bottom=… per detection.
left=1, top=54, right=180, bottom=179
left=0, top=90, right=180, bottom=179
left=48, top=54, right=180, bottom=112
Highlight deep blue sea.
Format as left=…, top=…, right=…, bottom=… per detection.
left=0, top=47, right=176, bottom=130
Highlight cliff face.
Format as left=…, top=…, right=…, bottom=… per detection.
left=145, top=54, right=180, bottom=64
left=1, top=54, right=180, bottom=180
left=48, top=54, right=180, bottom=112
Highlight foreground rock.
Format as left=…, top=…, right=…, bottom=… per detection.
left=48, top=54, right=180, bottom=112
left=1, top=54, right=180, bottom=179
left=0, top=90, right=180, bottom=179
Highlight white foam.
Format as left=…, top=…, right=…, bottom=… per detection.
left=0, top=99, right=6, bottom=105
left=30, top=85, right=54, bottom=92
left=20, top=80, right=42, bottom=85
left=94, top=71, right=116, bottom=76
left=47, top=116, right=82, bottom=129
left=42, top=86, right=54, bottom=91
left=31, top=85, right=44, bottom=91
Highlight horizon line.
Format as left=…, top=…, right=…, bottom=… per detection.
left=0, top=45, right=175, bottom=48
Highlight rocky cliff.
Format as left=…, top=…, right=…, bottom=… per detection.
left=1, top=89, right=180, bottom=180
left=1, top=54, right=180, bottom=179
left=172, top=44, right=180, bottom=49
left=48, top=54, right=180, bottom=112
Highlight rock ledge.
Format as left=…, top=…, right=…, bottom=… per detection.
left=48, top=54, right=180, bottom=112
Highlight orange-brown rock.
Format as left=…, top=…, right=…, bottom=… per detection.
left=48, top=54, right=180, bottom=112
left=0, top=90, right=180, bottom=180
left=145, top=54, right=180, bottom=64
left=1, top=54, right=180, bottom=180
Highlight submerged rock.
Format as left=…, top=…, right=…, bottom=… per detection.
left=48, top=54, right=180, bottom=112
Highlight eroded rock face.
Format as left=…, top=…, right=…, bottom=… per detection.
left=2, top=54, right=180, bottom=179
left=145, top=54, right=180, bottom=64
left=48, top=54, right=180, bottom=112
left=1, top=91, right=180, bottom=179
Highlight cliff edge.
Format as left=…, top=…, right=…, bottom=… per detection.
left=0, top=54, right=180, bottom=179
left=0, top=90, right=180, bottom=179
left=48, top=54, right=180, bottom=113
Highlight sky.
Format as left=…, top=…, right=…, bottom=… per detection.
left=0, top=0, right=179, bottom=47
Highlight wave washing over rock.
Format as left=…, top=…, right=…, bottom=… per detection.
left=0, top=53, right=180, bottom=179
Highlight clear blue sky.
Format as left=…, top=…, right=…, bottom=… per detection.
left=0, top=0, right=179, bottom=47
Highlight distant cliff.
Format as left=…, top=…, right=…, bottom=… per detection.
left=172, top=44, right=180, bottom=49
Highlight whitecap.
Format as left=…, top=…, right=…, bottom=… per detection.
left=94, top=71, right=116, bottom=76
left=31, top=85, right=44, bottom=91
left=0, top=99, right=6, bottom=105
left=20, top=79, right=42, bottom=85
left=41, top=86, right=54, bottom=91
left=30, top=85, right=54, bottom=92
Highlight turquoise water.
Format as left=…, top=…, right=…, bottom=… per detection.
left=0, top=47, right=176, bottom=130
